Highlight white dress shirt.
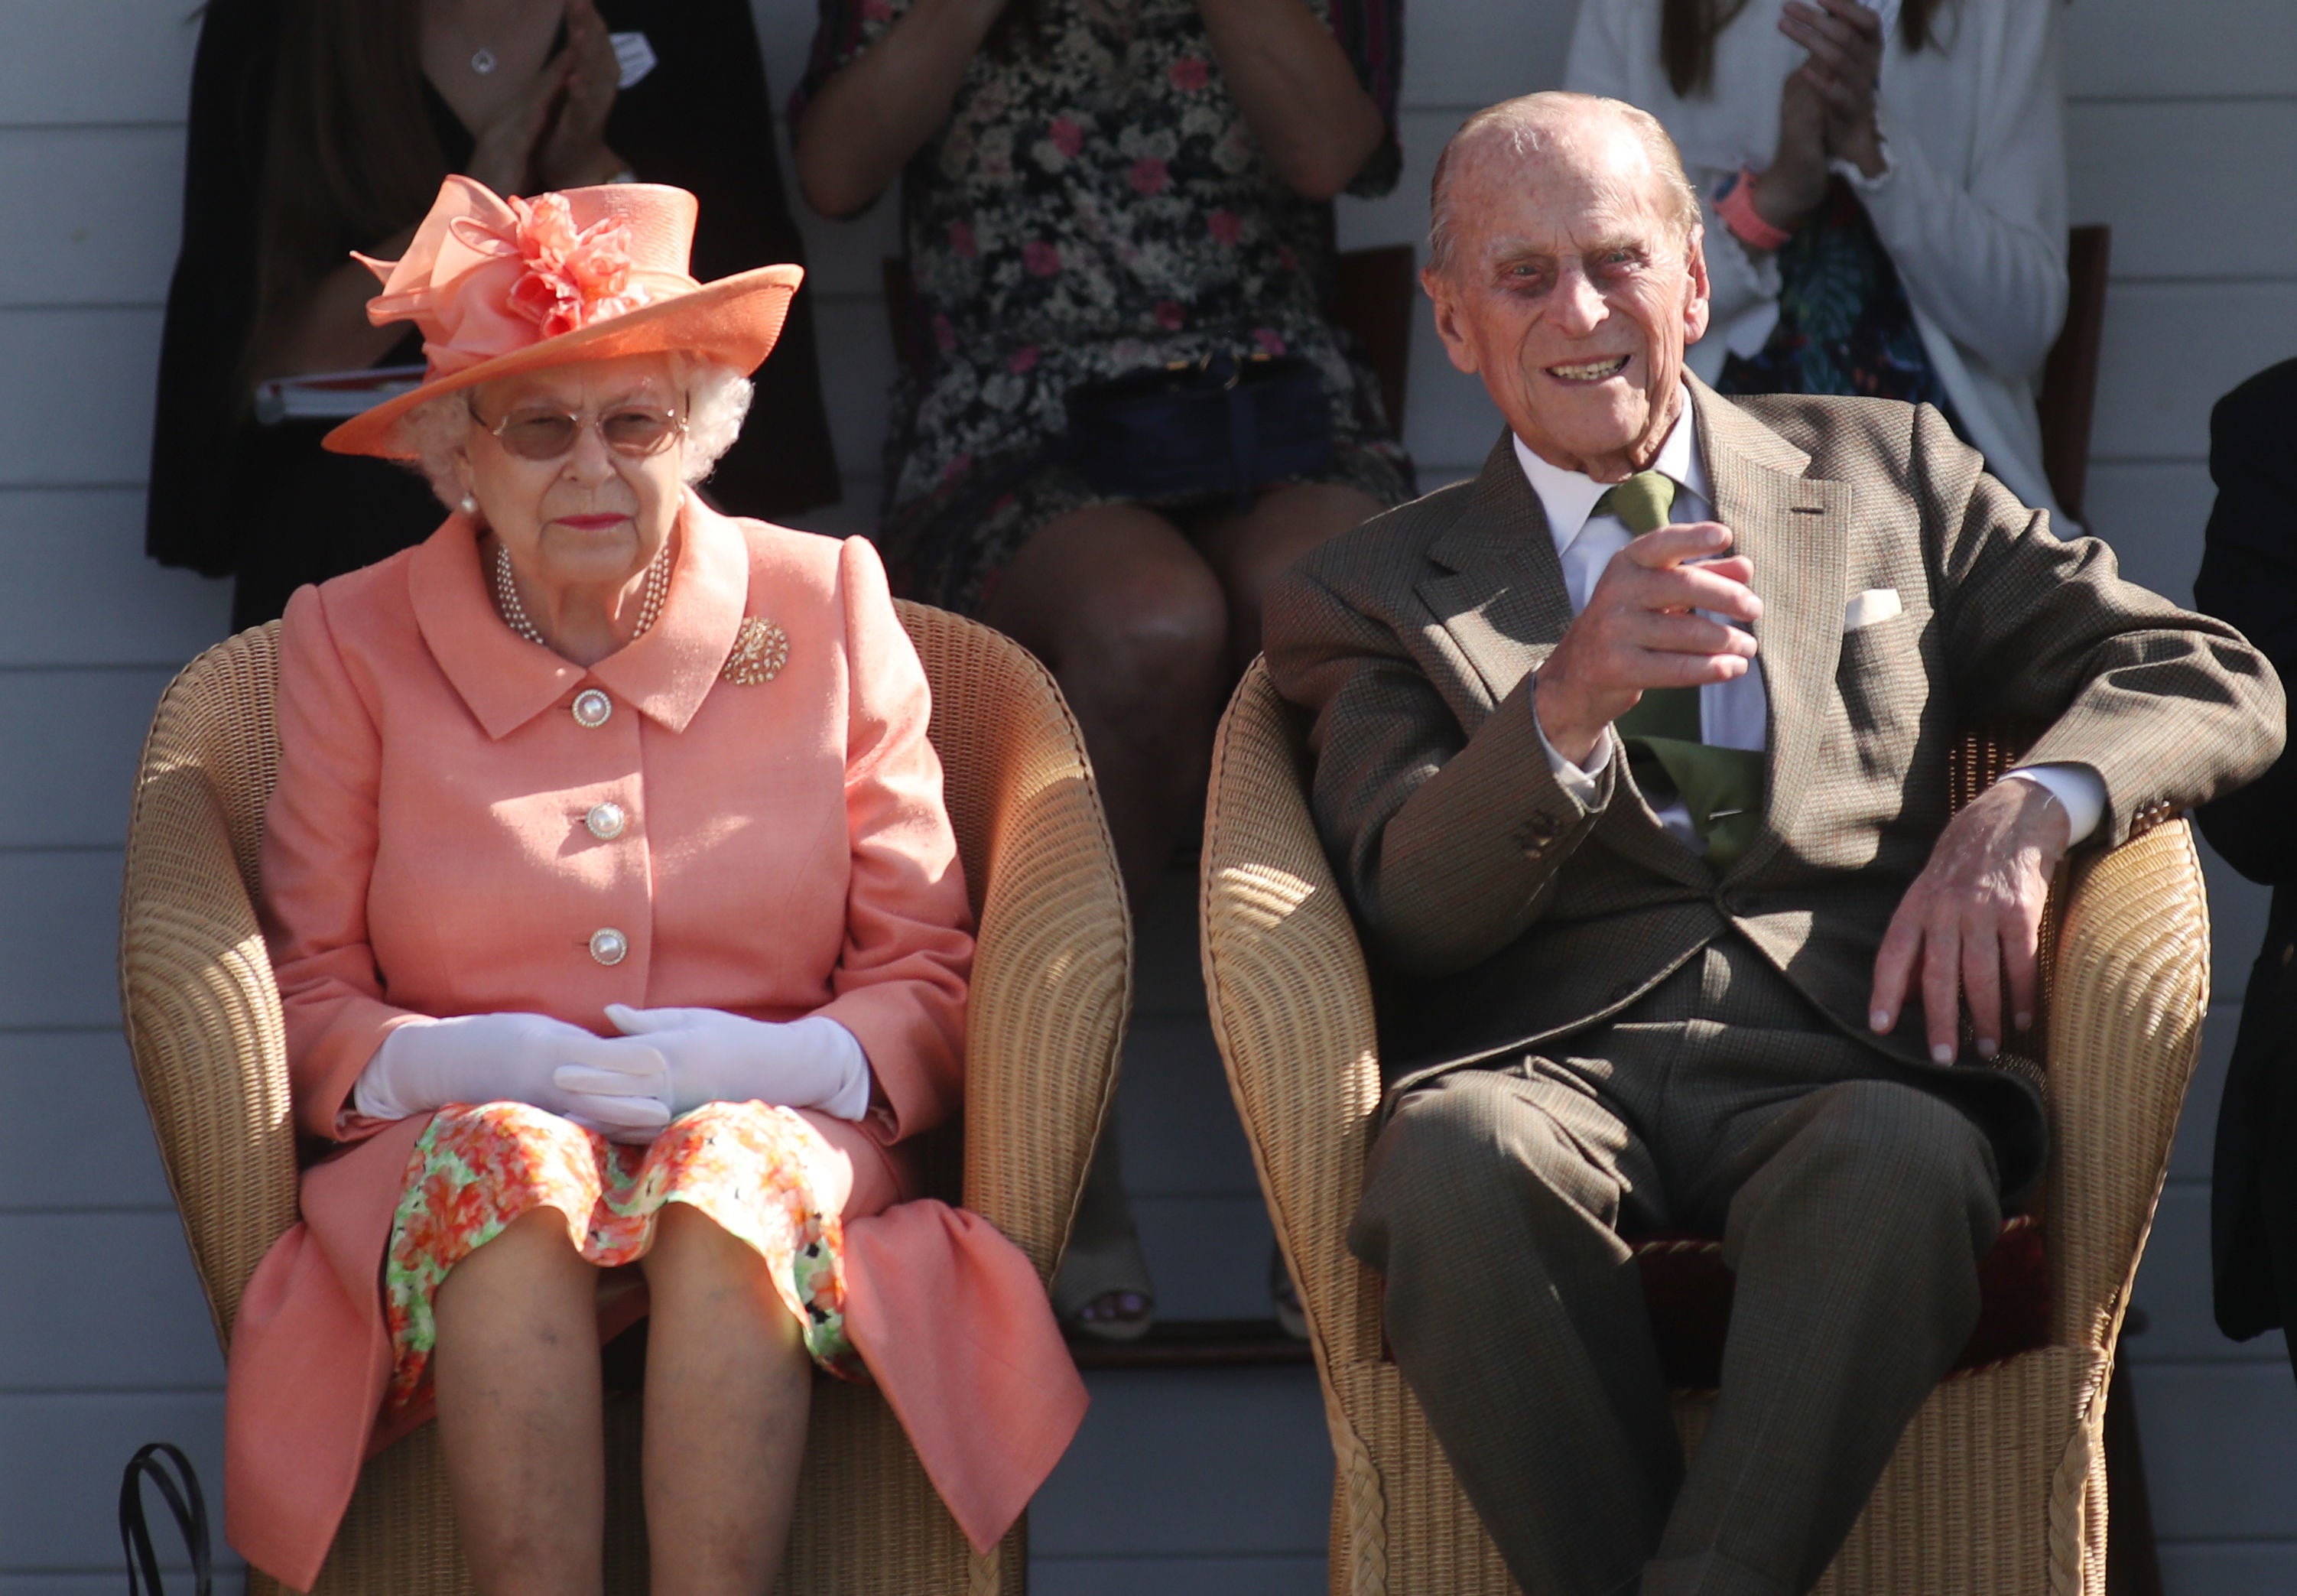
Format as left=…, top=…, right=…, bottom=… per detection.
left=1515, top=394, right=2101, bottom=849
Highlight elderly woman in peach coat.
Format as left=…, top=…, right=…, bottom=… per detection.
left=225, top=177, right=1086, bottom=1596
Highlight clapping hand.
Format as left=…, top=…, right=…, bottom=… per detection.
left=1780, top=0, right=1888, bottom=179
left=537, top=0, right=626, bottom=190
left=466, top=50, right=571, bottom=197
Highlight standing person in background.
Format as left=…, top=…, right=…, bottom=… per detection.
left=1567, top=0, right=2071, bottom=521
left=2194, top=357, right=2297, bottom=1382
left=148, top=0, right=840, bottom=629
left=792, top=0, right=1415, bottom=1339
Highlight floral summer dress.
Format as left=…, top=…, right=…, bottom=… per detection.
left=382, top=1100, right=863, bottom=1408
left=794, top=0, right=1415, bottom=613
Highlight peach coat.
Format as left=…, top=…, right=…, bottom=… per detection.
left=225, top=497, right=1087, bottom=1589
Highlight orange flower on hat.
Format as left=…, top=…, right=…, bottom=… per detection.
left=504, top=193, right=654, bottom=339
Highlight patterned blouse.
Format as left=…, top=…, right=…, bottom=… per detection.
left=795, top=0, right=1415, bottom=611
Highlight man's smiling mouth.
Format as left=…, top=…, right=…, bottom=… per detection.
left=1545, top=355, right=1630, bottom=382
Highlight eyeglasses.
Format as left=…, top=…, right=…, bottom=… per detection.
left=469, top=399, right=687, bottom=462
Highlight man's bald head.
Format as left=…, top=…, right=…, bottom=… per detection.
left=1427, top=93, right=1700, bottom=280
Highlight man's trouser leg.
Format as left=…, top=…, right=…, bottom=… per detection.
left=1353, top=1064, right=1678, bottom=1596
left=1642, top=1033, right=2004, bottom=1595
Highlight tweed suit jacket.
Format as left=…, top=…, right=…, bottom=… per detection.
left=1265, top=382, right=2285, bottom=1197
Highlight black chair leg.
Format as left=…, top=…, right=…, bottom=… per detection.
left=2104, top=1319, right=2165, bottom=1596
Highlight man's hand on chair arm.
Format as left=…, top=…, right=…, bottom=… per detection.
left=1867, top=774, right=2087, bottom=1066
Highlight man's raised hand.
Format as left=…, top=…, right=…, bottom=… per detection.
left=1532, top=522, right=1763, bottom=766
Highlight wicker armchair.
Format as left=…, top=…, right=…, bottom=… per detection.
left=119, top=602, right=1132, bottom=1596
left=1199, top=659, right=2208, bottom=1596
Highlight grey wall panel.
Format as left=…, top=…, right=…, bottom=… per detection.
left=2066, top=102, right=2297, bottom=282
left=1119, top=1014, right=1262, bottom=1200
left=1028, top=1367, right=1330, bottom=1557
left=2078, top=462, right=2216, bottom=602
left=0, top=490, right=231, bottom=668
left=2128, top=1184, right=2287, bottom=1365
left=2171, top=1002, right=2240, bottom=1184
left=2092, top=283, right=2297, bottom=463
left=1032, top=1554, right=1325, bottom=1596
left=0, top=1393, right=227, bottom=1570
left=1134, top=1195, right=1282, bottom=1321
left=0, top=1032, right=174, bottom=1210
left=0, top=4, right=200, bottom=128
left=2065, top=0, right=2297, bottom=99
left=0, top=1213, right=223, bottom=1390
left=2133, top=1362, right=2297, bottom=1539
left=0, top=668, right=175, bottom=847
left=0, top=309, right=163, bottom=486
left=0, top=851, right=124, bottom=1030
left=2159, top=1544, right=2297, bottom=1596
left=0, top=127, right=182, bottom=307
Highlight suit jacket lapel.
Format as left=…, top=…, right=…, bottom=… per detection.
left=1413, top=432, right=1575, bottom=708
left=1689, top=381, right=1852, bottom=881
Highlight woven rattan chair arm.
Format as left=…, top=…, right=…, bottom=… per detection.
left=960, top=764, right=1132, bottom=1281
left=1202, top=663, right=1387, bottom=1368
left=120, top=713, right=297, bottom=1353
left=2042, top=817, right=2209, bottom=1351
left=895, top=603, right=1132, bottom=1285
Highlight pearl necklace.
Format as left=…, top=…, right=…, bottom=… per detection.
left=492, top=543, right=671, bottom=650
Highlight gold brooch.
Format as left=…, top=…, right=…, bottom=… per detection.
left=722, top=616, right=790, bottom=685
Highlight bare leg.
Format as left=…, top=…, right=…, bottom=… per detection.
left=431, top=1207, right=607, bottom=1596
left=980, top=502, right=1231, bottom=905
left=640, top=1202, right=813, bottom=1596
left=983, top=503, right=1229, bottom=1331
left=1196, top=482, right=1389, bottom=669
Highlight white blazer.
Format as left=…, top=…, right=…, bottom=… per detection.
left=1565, top=0, right=2071, bottom=522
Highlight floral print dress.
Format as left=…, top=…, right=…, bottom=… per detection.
left=383, top=1100, right=863, bottom=1408
left=795, top=0, right=1414, bottom=613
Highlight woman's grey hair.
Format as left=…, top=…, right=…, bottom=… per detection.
left=1426, top=92, right=1701, bottom=278
left=396, top=354, right=755, bottom=509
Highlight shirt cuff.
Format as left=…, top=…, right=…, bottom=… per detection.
left=1532, top=709, right=1612, bottom=805
left=2005, top=764, right=2104, bottom=847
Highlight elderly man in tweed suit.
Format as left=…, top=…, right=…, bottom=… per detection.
left=1262, top=92, right=2283, bottom=1596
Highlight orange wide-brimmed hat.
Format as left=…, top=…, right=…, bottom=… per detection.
left=324, top=175, right=801, bottom=460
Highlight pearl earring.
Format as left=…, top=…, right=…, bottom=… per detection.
left=459, top=494, right=478, bottom=515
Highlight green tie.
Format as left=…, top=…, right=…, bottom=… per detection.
left=1595, top=473, right=1765, bottom=867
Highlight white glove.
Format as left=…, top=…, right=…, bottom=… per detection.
left=551, top=1004, right=875, bottom=1124
left=353, top=1012, right=673, bottom=1140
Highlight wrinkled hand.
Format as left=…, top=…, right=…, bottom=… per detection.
left=1753, top=64, right=1833, bottom=235
left=1869, top=778, right=2073, bottom=1065
left=552, top=1004, right=875, bottom=1127
left=353, top=1010, right=671, bottom=1139
left=465, top=51, right=571, bottom=197
left=537, top=0, right=625, bottom=190
left=1532, top=523, right=1763, bottom=766
left=1782, top=0, right=1887, bottom=178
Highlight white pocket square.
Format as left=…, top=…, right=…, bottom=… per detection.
left=1844, top=589, right=1902, bottom=631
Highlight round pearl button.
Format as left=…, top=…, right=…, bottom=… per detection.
left=572, top=688, right=612, bottom=728
left=588, top=927, right=629, bottom=966
left=586, top=801, right=628, bottom=841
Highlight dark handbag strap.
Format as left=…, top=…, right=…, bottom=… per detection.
left=120, top=1443, right=212, bottom=1596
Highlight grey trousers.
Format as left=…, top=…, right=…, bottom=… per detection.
left=1352, top=938, right=2003, bottom=1596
